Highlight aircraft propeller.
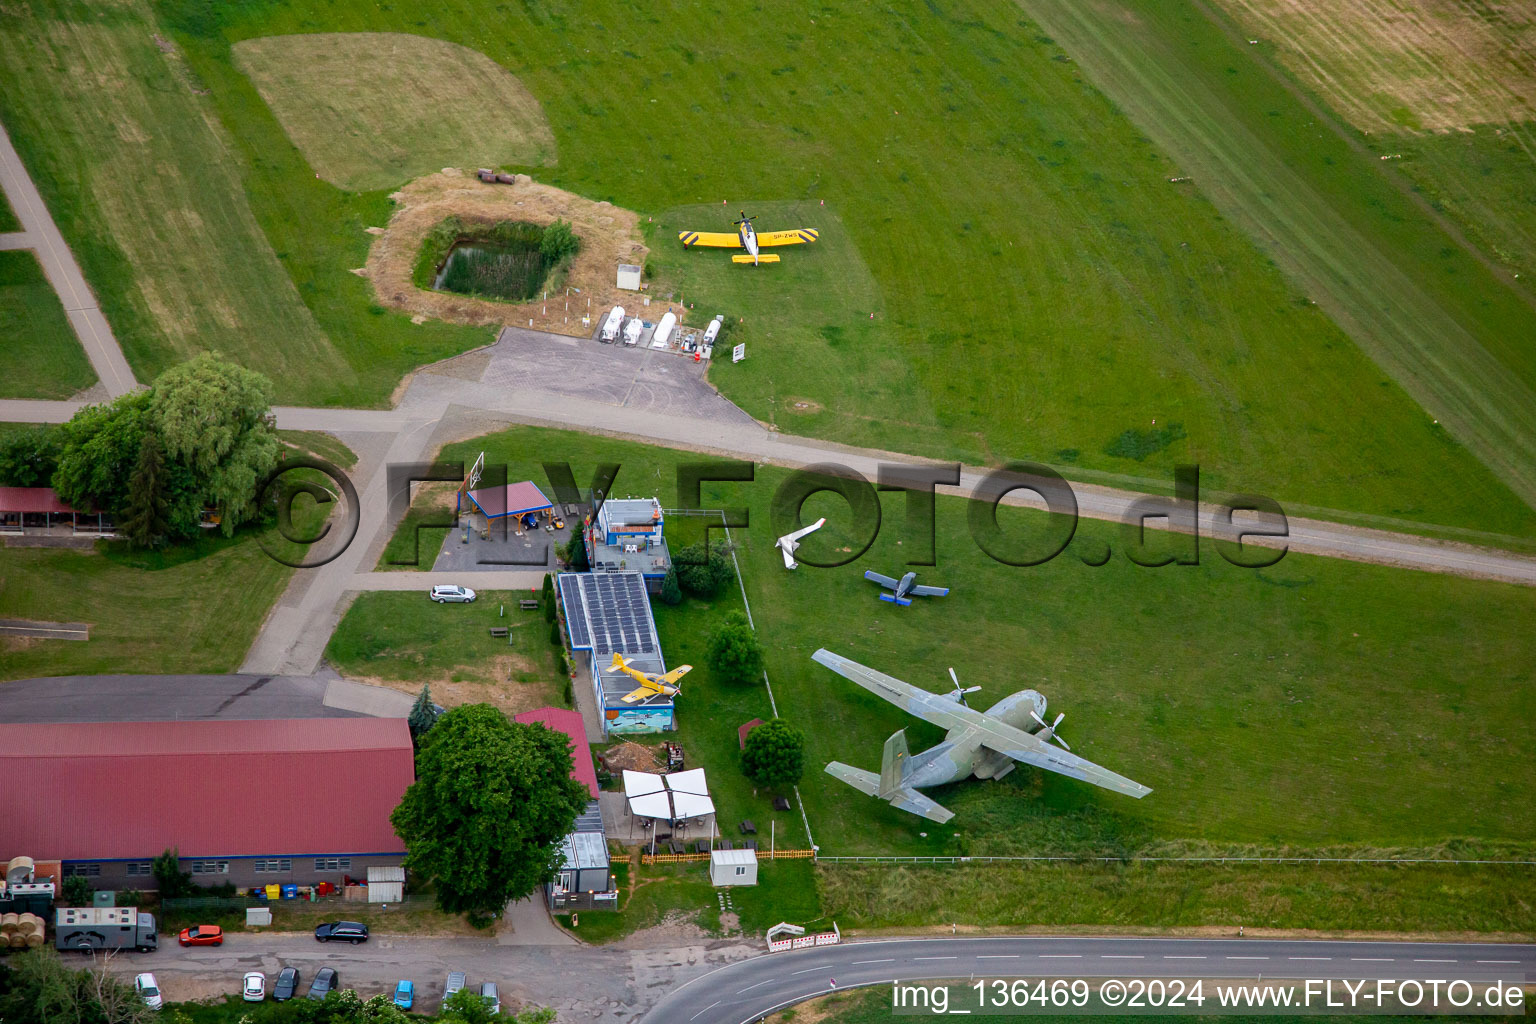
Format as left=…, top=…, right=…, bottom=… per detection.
left=1030, top=709, right=1070, bottom=750
left=947, top=667, right=981, bottom=707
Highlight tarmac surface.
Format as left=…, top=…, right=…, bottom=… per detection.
left=0, top=671, right=415, bottom=722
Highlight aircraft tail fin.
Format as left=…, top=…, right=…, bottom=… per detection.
left=879, top=593, right=912, bottom=606
left=879, top=729, right=909, bottom=797
left=731, top=253, right=780, bottom=264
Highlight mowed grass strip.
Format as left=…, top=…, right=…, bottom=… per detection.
left=1017, top=0, right=1536, bottom=512
left=388, top=426, right=1536, bottom=859
left=0, top=249, right=96, bottom=399
left=0, top=536, right=292, bottom=681
left=233, top=32, right=556, bottom=192
left=0, top=1, right=344, bottom=391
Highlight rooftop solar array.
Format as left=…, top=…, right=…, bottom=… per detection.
left=558, top=571, right=659, bottom=657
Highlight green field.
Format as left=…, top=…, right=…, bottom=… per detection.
left=0, top=534, right=292, bottom=681
left=0, top=0, right=1528, bottom=534
left=402, top=426, right=1536, bottom=867
left=0, top=184, right=18, bottom=232
left=0, top=249, right=96, bottom=398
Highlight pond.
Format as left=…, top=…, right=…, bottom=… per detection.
left=432, top=241, right=550, bottom=302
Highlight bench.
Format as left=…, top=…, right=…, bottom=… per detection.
left=488, top=627, right=509, bottom=637
left=518, top=599, right=540, bottom=610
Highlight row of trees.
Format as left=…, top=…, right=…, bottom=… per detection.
left=0, top=353, right=280, bottom=547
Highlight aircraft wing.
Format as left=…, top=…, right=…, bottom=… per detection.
left=779, top=543, right=798, bottom=569
left=863, top=571, right=900, bottom=589
left=909, top=584, right=949, bottom=597
left=678, top=230, right=740, bottom=248
left=783, top=517, right=826, bottom=544
left=756, top=228, right=820, bottom=247
left=657, top=665, right=692, bottom=686
left=620, top=683, right=659, bottom=704
left=811, top=648, right=1151, bottom=799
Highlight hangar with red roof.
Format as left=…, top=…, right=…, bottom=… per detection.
left=0, top=718, right=414, bottom=888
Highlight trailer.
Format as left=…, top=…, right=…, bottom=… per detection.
left=600, top=305, right=625, bottom=342
left=55, top=907, right=158, bottom=953
left=702, top=314, right=724, bottom=346
left=623, top=317, right=643, bottom=346
left=652, top=311, right=678, bottom=349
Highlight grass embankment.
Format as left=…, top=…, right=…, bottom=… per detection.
left=324, top=590, right=566, bottom=712
left=381, top=425, right=1536, bottom=932
left=1, top=0, right=1526, bottom=534
left=0, top=249, right=96, bottom=399
left=0, top=185, right=19, bottom=232
left=279, top=429, right=358, bottom=470
left=0, top=535, right=292, bottom=680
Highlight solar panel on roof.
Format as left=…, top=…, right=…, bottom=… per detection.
left=566, top=572, right=659, bottom=657
left=558, top=575, right=593, bottom=650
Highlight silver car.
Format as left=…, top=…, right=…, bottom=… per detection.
left=480, top=981, right=501, bottom=1015
left=430, top=585, right=476, bottom=604
left=444, top=971, right=466, bottom=1004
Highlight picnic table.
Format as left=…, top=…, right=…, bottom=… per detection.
left=739, top=819, right=756, bottom=835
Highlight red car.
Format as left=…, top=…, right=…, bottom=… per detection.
left=178, top=925, right=224, bottom=947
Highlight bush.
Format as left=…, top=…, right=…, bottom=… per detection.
left=117, top=889, right=145, bottom=908
left=563, top=533, right=589, bottom=571
left=60, top=875, right=93, bottom=907
left=549, top=618, right=562, bottom=646
left=540, top=218, right=580, bottom=265
left=152, top=848, right=195, bottom=901
left=741, top=719, right=806, bottom=789
left=673, top=541, right=736, bottom=596
left=658, top=566, right=682, bottom=606
left=706, top=611, right=764, bottom=685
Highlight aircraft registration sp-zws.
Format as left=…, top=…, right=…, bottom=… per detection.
left=813, top=649, right=1150, bottom=824
left=608, top=653, right=692, bottom=705
left=678, top=211, right=819, bottom=265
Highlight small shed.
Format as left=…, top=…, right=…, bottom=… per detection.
left=709, top=848, right=758, bottom=888
left=616, top=264, right=642, bottom=291
left=245, top=907, right=273, bottom=927
left=366, top=865, right=405, bottom=903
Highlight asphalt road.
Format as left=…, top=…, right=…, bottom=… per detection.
left=645, top=936, right=1536, bottom=1024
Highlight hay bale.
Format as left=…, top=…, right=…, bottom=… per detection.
left=24, top=932, right=42, bottom=947
left=6, top=933, right=23, bottom=948
left=16, top=913, right=41, bottom=936
left=0, top=912, right=18, bottom=934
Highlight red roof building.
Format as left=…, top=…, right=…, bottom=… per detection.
left=514, top=707, right=598, bottom=799
left=0, top=486, right=79, bottom=515
left=0, top=719, right=414, bottom=887
left=463, top=481, right=554, bottom=519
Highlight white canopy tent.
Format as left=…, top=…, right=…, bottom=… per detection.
left=623, top=768, right=715, bottom=824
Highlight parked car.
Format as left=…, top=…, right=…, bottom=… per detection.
left=273, top=967, right=301, bottom=1002
left=306, top=967, right=339, bottom=1001
left=242, top=972, right=266, bottom=1002
left=314, top=920, right=370, bottom=944
left=480, top=981, right=501, bottom=1015
left=177, top=925, right=223, bottom=947
left=443, top=971, right=466, bottom=1003
left=430, top=585, right=476, bottom=603
left=134, top=973, right=162, bottom=1010
left=392, top=980, right=414, bottom=1010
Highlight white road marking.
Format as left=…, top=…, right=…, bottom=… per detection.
left=1040, top=954, right=1082, bottom=958
left=791, top=966, right=832, bottom=975
left=1414, top=959, right=1456, bottom=963
left=1351, top=958, right=1393, bottom=962
left=1288, top=957, right=1331, bottom=961
left=735, top=978, right=777, bottom=993
left=690, top=1001, right=720, bottom=1020
left=1164, top=956, right=1206, bottom=959
left=1103, top=955, right=1144, bottom=959
left=978, top=955, right=1020, bottom=959
left=851, top=959, right=895, bottom=965
left=1226, top=956, right=1269, bottom=960
left=913, top=956, right=958, bottom=961
left=1476, top=960, right=1519, bottom=964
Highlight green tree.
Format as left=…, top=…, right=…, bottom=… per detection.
left=0, top=425, right=60, bottom=487
left=549, top=618, right=562, bottom=646
left=0, top=948, right=155, bottom=1024
left=741, top=718, right=806, bottom=789
left=658, top=566, right=682, bottom=606
left=149, top=352, right=279, bottom=535
left=706, top=611, right=763, bottom=685
left=562, top=532, right=588, bottom=571
left=390, top=705, right=589, bottom=921
left=673, top=541, right=736, bottom=596
left=408, top=684, right=439, bottom=740
left=118, top=431, right=171, bottom=549
left=60, top=875, right=92, bottom=907
left=539, top=219, right=580, bottom=265
left=51, top=391, right=153, bottom=517
left=151, top=848, right=194, bottom=900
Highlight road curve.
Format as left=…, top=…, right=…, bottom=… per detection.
left=643, top=936, right=1536, bottom=1024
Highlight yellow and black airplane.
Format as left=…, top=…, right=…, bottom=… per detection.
left=678, top=211, right=818, bottom=265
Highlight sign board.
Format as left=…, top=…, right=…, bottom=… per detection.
left=732, top=343, right=746, bottom=363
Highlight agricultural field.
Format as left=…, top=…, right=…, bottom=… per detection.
left=0, top=249, right=96, bottom=399
left=0, top=0, right=1529, bottom=534
left=385, top=425, right=1536, bottom=933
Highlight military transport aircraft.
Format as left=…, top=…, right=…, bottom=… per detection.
left=864, top=570, right=949, bottom=605
left=776, top=517, right=826, bottom=569
left=678, top=211, right=819, bottom=265
left=813, top=649, right=1150, bottom=824
left=608, top=653, right=692, bottom=704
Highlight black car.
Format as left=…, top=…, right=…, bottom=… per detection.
left=306, top=967, right=339, bottom=1001
left=314, top=921, right=370, bottom=944
left=273, top=966, right=301, bottom=1002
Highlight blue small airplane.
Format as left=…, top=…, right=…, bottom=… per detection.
left=864, top=570, right=950, bottom=606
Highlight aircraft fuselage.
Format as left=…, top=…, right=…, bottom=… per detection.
left=901, top=689, right=1049, bottom=788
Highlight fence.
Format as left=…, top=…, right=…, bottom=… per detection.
left=641, top=848, right=815, bottom=865
left=161, top=894, right=437, bottom=913
left=815, top=855, right=1536, bottom=866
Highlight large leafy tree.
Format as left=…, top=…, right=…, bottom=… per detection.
left=51, top=390, right=153, bottom=516
left=391, top=705, right=589, bottom=921
left=0, top=425, right=60, bottom=487
left=150, top=352, right=280, bottom=534
left=706, top=611, right=764, bottom=685
left=0, top=948, right=154, bottom=1024
left=741, top=718, right=806, bottom=789
left=673, top=541, right=736, bottom=596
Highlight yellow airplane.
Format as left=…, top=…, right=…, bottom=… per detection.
left=678, top=211, right=818, bottom=265
left=608, top=653, right=692, bottom=704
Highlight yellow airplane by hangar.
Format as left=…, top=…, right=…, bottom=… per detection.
left=608, top=652, right=693, bottom=704
left=678, top=210, right=818, bottom=265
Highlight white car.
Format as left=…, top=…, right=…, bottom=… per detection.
left=430, top=585, right=476, bottom=604
left=134, top=973, right=163, bottom=1010
left=242, top=971, right=266, bottom=1002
